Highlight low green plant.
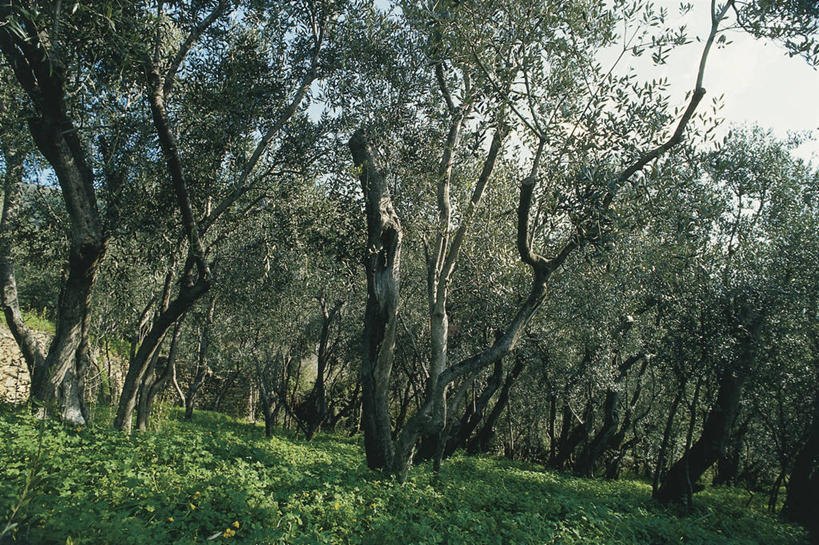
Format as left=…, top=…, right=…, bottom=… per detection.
left=0, top=309, right=55, bottom=334
left=0, top=407, right=809, bottom=545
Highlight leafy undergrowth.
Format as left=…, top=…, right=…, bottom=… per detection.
left=0, top=310, right=55, bottom=334
left=0, top=407, right=808, bottom=545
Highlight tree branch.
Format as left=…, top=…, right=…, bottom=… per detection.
left=162, top=0, right=230, bottom=98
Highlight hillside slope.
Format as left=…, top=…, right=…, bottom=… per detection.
left=0, top=409, right=809, bottom=545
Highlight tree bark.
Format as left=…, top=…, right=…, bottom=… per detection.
left=444, top=359, right=504, bottom=457
left=653, top=382, right=685, bottom=494
left=551, top=401, right=594, bottom=470
left=574, top=353, right=645, bottom=477
left=301, top=298, right=342, bottom=440
left=113, top=63, right=212, bottom=432
left=136, top=318, right=184, bottom=430
left=247, top=383, right=257, bottom=423
left=712, top=416, right=748, bottom=486
left=350, top=129, right=402, bottom=470
left=258, top=378, right=276, bottom=438
left=184, top=298, right=216, bottom=420
left=547, top=392, right=558, bottom=465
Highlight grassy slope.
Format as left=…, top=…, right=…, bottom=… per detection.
left=0, top=408, right=808, bottom=545
left=0, top=310, right=56, bottom=334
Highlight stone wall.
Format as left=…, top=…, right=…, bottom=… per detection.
left=0, top=325, right=43, bottom=403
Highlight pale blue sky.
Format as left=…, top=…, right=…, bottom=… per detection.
left=612, top=0, right=819, bottom=161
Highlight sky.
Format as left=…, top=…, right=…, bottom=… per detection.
left=613, top=0, right=819, bottom=162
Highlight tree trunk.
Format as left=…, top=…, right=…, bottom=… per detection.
left=0, top=22, right=108, bottom=425
left=0, top=148, right=45, bottom=378
left=136, top=351, right=162, bottom=431
left=247, top=383, right=257, bottom=423
left=136, top=318, right=184, bottom=430
left=114, top=60, right=212, bottom=432
left=782, top=373, right=819, bottom=540
left=468, top=356, right=525, bottom=454
left=551, top=401, right=594, bottom=470
left=574, top=389, right=620, bottom=476
left=547, top=392, right=557, bottom=465
left=210, top=366, right=241, bottom=412
left=553, top=400, right=573, bottom=468
left=301, top=298, right=341, bottom=440
left=653, top=383, right=685, bottom=494
left=444, top=359, right=504, bottom=457
left=767, top=471, right=784, bottom=514
left=713, top=416, right=747, bottom=486
left=393, top=379, right=414, bottom=438
left=184, top=366, right=209, bottom=420
left=655, top=334, right=758, bottom=504
left=351, top=21, right=714, bottom=478
left=574, top=353, right=645, bottom=477
left=259, top=382, right=276, bottom=438
left=350, top=129, right=402, bottom=470
left=605, top=358, right=651, bottom=479
left=184, top=301, right=215, bottom=420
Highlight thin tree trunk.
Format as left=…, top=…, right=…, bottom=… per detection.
left=768, top=471, right=784, bottom=514
left=114, top=54, right=213, bottom=432
left=713, top=416, right=748, bottom=486
left=301, top=298, right=341, bottom=440
left=653, top=383, right=685, bottom=494
left=0, top=148, right=45, bottom=378
left=547, top=392, right=557, bottom=465
left=136, top=318, right=184, bottom=430
left=574, top=353, right=645, bottom=476
left=247, top=383, right=257, bottom=423
left=551, top=401, right=595, bottom=470
left=468, top=356, right=526, bottom=454
left=184, top=298, right=216, bottom=420
left=172, top=357, right=186, bottom=407
left=258, top=379, right=275, bottom=438
left=655, top=312, right=760, bottom=504
left=444, top=359, right=504, bottom=457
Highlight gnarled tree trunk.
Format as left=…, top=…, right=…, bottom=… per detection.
left=574, top=353, right=646, bottom=477
left=0, top=21, right=108, bottom=426
left=443, top=359, right=505, bottom=457
left=350, top=129, right=402, bottom=470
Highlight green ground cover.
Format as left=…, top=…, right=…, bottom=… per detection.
left=0, top=311, right=55, bottom=335
left=0, top=407, right=808, bottom=545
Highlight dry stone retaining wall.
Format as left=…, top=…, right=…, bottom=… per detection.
left=0, top=325, right=41, bottom=403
